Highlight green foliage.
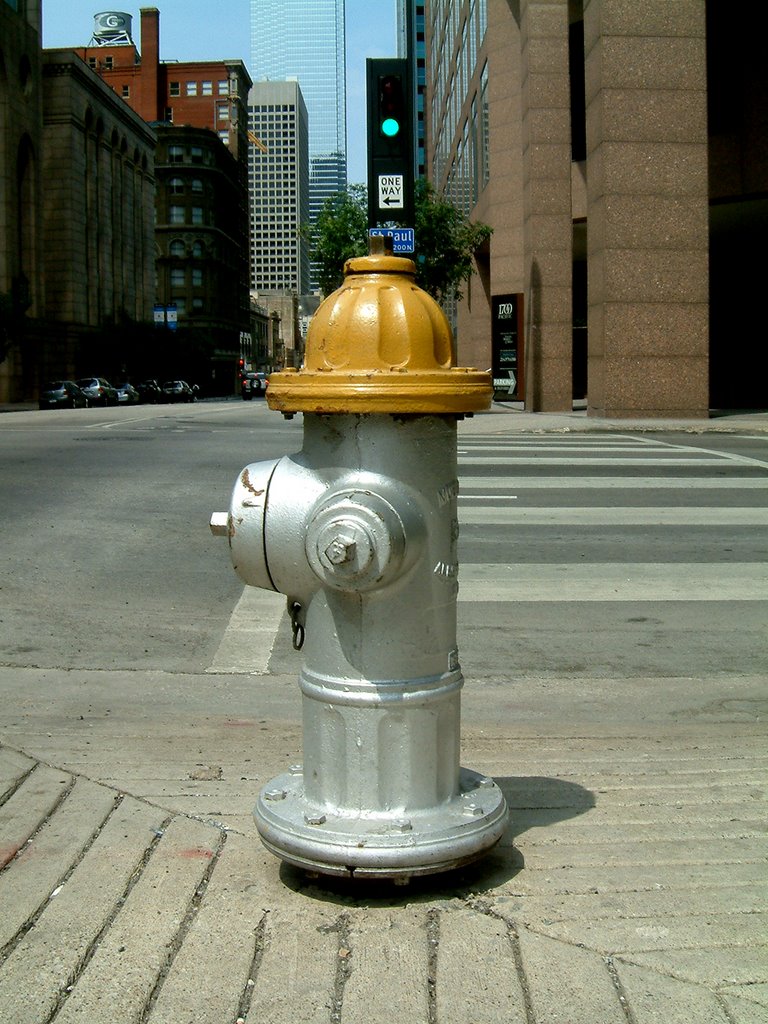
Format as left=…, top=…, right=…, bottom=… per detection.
left=413, top=179, right=492, bottom=304
left=306, top=183, right=369, bottom=295
left=306, top=181, right=492, bottom=302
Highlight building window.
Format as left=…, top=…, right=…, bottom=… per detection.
left=170, top=81, right=180, bottom=97
left=192, top=241, right=204, bottom=257
left=217, top=101, right=229, bottom=121
left=88, top=57, right=97, bottom=69
left=169, top=240, right=185, bottom=257
left=191, top=207, right=204, bottom=225
left=122, top=84, right=130, bottom=98
left=192, top=297, right=204, bottom=311
left=169, top=205, right=185, bottom=224
left=480, top=61, right=490, bottom=188
left=471, top=96, right=479, bottom=205
left=218, top=80, right=229, bottom=95
left=191, top=178, right=203, bottom=194
left=192, top=268, right=203, bottom=287
left=218, top=131, right=230, bottom=145
left=201, top=81, right=213, bottom=96
left=168, top=145, right=184, bottom=164
left=169, top=177, right=184, bottom=194
left=186, top=81, right=198, bottom=96
left=170, top=268, right=185, bottom=288
left=104, top=56, right=113, bottom=69
left=164, top=107, right=174, bottom=123
left=190, top=146, right=203, bottom=164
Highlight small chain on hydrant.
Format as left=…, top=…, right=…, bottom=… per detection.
left=290, top=602, right=305, bottom=651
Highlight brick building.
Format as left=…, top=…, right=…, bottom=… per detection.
left=76, top=7, right=253, bottom=391
left=75, top=8, right=250, bottom=167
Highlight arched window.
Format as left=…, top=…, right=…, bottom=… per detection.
left=16, top=135, right=37, bottom=314
left=169, top=239, right=185, bottom=257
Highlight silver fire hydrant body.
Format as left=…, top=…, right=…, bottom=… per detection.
left=213, top=254, right=508, bottom=879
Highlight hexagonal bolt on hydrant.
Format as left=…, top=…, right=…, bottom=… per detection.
left=211, top=249, right=508, bottom=880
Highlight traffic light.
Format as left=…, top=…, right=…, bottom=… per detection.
left=378, top=74, right=405, bottom=140
left=367, top=58, right=413, bottom=228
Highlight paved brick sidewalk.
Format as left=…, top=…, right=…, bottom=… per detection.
left=1, top=666, right=765, bottom=1024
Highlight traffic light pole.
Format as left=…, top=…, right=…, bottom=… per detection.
left=366, top=58, right=414, bottom=228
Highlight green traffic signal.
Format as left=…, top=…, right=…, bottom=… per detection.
left=379, top=73, right=404, bottom=140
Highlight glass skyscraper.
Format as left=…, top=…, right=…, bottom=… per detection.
left=250, top=0, right=347, bottom=245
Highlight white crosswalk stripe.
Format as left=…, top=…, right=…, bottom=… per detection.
left=459, top=507, right=768, bottom=525
left=460, top=477, right=768, bottom=490
left=458, top=563, right=768, bottom=602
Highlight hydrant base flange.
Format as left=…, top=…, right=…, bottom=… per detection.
left=254, top=766, right=508, bottom=880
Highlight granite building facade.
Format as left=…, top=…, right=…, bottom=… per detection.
left=425, top=0, right=767, bottom=416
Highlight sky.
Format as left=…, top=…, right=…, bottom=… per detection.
left=41, top=0, right=398, bottom=184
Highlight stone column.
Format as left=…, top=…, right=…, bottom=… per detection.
left=585, top=0, right=709, bottom=418
left=520, top=0, right=573, bottom=411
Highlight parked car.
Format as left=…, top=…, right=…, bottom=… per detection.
left=162, top=380, right=196, bottom=403
left=76, top=377, right=118, bottom=406
left=115, top=382, right=139, bottom=404
left=38, top=380, right=89, bottom=410
left=241, top=372, right=268, bottom=400
left=136, top=379, right=163, bottom=403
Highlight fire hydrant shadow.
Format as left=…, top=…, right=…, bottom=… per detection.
left=280, top=775, right=595, bottom=906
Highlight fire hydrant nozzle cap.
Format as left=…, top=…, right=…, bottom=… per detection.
left=343, top=254, right=416, bottom=276
left=267, top=254, right=492, bottom=415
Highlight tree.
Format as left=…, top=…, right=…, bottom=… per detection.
left=307, top=180, right=492, bottom=302
left=413, top=179, right=492, bottom=304
left=306, top=183, right=369, bottom=296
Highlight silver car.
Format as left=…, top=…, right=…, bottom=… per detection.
left=39, top=380, right=89, bottom=410
left=76, top=377, right=119, bottom=406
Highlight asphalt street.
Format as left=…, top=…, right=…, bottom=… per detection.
left=1, top=401, right=766, bottom=688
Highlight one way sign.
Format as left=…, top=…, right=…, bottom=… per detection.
left=378, top=174, right=404, bottom=210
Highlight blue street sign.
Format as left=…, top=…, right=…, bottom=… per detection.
left=369, top=227, right=415, bottom=254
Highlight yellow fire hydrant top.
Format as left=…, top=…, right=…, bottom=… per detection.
left=266, top=254, right=493, bottom=415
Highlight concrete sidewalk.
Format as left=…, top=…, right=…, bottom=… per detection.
left=0, top=664, right=765, bottom=1024
left=461, top=403, right=768, bottom=435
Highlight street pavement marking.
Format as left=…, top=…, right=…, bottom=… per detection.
left=459, top=443, right=677, bottom=452
left=460, top=476, right=768, bottom=490
left=459, top=456, right=738, bottom=466
left=207, top=587, right=285, bottom=673
left=459, top=506, right=768, bottom=525
left=458, top=562, right=768, bottom=601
